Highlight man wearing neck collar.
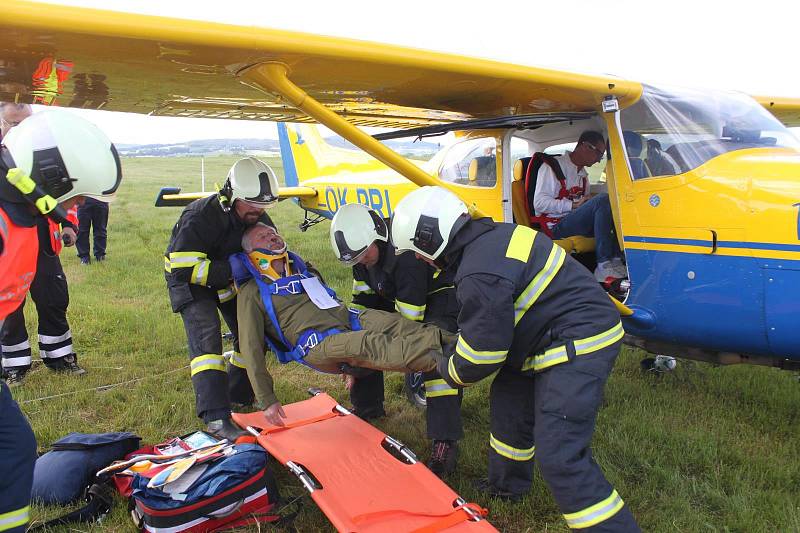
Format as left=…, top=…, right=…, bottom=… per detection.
left=234, top=223, right=456, bottom=427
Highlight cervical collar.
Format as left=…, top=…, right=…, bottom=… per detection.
left=249, top=246, right=291, bottom=281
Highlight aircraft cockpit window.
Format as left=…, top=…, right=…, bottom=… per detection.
left=438, top=137, right=497, bottom=188
left=620, top=84, right=800, bottom=178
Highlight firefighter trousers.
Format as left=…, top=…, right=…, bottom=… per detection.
left=1, top=252, right=74, bottom=371
left=178, top=285, right=254, bottom=422
left=304, top=308, right=455, bottom=374
left=488, top=341, right=639, bottom=532
left=0, top=382, right=37, bottom=532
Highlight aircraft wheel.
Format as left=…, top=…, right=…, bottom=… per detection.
left=404, top=372, right=427, bottom=409
left=641, top=354, right=677, bottom=373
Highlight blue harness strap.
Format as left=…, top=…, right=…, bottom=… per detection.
left=232, top=252, right=358, bottom=371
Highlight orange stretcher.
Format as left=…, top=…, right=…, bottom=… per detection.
left=233, top=390, right=498, bottom=533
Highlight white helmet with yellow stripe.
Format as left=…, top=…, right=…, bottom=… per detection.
left=1, top=109, right=121, bottom=203
left=390, top=186, right=468, bottom=261
left=330, top=203, right=388, bottom=266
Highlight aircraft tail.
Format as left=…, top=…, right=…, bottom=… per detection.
left=277, top=123, right=390, bottom=186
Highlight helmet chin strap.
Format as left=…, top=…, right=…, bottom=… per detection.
left=249, top=247, right=290, bottom=281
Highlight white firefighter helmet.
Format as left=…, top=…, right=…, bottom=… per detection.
left=1, top=109, right=121, bottom=203
left=390, top=186, right=468, bottom=261
left=330, top=203, right=388, bottom=266
left=224, top=157, right=279, bottom=207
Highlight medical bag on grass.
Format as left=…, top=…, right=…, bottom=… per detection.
left=112, top=432, right=282, bottom=533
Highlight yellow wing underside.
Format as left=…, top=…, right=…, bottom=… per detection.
left=2, top=1, right=796, bottom=127
left=0, top=0, right=644, bottom=128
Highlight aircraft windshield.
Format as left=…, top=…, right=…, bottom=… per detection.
left=619, top=84, right=800, bottom=178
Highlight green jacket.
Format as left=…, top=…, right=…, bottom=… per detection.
left=236, top=278, right=353, bottom=408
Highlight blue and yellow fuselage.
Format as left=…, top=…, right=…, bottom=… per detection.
left=606, top=140, right=800, bottom=362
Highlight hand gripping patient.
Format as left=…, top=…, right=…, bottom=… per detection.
left=233, top=223, right=456, bottom=425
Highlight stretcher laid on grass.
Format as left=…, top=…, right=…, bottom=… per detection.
left=233, top=389, right=498, bottom=533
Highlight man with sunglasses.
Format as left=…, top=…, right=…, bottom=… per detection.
left=164, top=157, right=279, bottom=441
left=532, top=130, right=627, bottom=284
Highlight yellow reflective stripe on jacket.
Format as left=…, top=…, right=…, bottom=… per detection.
left=348, top=303, right=366, bottom=311
left=428, top=285, right=454, bottom=295
left=456, top=335, right=507, bottom=365
left=217, top=285, right=236, bottom=303
left=190, top=354, right=226, bottom=376
left=395, top=300, right=425, bottom=321
left=424, top=378, right=459, bottom=398
left=574, top=322, right=625, bottom=355
left=514, top=244, right=566, bottom=325
left=505, top=225, right=537, bottom=263
left=191, top=259, right=210, bottom=286
left=489, top=434, right=535, bottom=461
left=352, top=280, right=373, bottom=294
left=0, top=505, right=30, bottom=532
left=564, top=490, right=624, bottom=529
left=164, top=256, right=171, bottom=273
left=168, top=251, right=207, bottom=268
left=448, top=357, right=466, bottom=386
left=522, top=322, right=624, bottom=372
left=228, top=351, right=246, bottom=369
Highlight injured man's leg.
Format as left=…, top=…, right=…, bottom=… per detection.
left=303, top=308, right=458, bottom=374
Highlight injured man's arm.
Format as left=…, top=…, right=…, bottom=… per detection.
left=235, top=223, right=456, bottom=426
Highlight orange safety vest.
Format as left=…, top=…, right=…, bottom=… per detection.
left=0, top=206, right=38, bottom=320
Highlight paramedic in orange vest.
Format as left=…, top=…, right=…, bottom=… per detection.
left=532, top=131, right=627, bottom=283
left=0, top=108, right=122, bottom=533
left=0, top=103, right=86, bottom=386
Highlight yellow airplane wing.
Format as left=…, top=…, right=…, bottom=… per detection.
left=753, top=96, right=800, bottom=127
left=0, top=0, right=642, bottom=128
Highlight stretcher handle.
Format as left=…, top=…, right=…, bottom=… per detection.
left=286, top=461, right=321, bottom=493
left=308, top=387, right=352, bottom=415
left=454, top=497, right=485, bottom=522
left=383, top=435, right=418, bottom=464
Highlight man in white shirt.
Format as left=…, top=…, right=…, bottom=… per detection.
left=532, top=131, right=627, bottom=282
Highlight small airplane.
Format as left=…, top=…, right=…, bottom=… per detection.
left=2, top=0, right=799, bottom=373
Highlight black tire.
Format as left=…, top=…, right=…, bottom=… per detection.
left=404, top=372, right=427, bottom=409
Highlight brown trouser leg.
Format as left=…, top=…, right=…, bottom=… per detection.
left=304, top=309, right=454, bottom=373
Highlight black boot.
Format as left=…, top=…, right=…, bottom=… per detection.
left=427, top=440, right=458, bottom=477
left=472, top=478, right=524, bottom=502
left=58, top=355, right=87, bottom=376
left=206, top=417, right=247, bottom=442
left=4, top=368, right=28, bottom=387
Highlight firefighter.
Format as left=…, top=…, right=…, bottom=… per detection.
left=164, top=157, right=279, bottom=441
left=0, top=109, right=121, bottom=533
left=329, top=203, right=463, bottom=476
left=1, top=103, right=85, bottom=384
left=391, top=186, right=639, bottom=532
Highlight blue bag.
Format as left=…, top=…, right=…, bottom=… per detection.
left=32, top=432, right=141, bottom=505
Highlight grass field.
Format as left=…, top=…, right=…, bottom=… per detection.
left=18, top=155, right=800, bottom=532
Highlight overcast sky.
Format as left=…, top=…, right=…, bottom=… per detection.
left=39, top=0, right=800, bottom=144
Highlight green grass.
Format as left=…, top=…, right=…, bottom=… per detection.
left=19, top=155, right=800, bottom=532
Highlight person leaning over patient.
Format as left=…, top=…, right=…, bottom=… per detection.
left=233, top=223, right=456, bottom=426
